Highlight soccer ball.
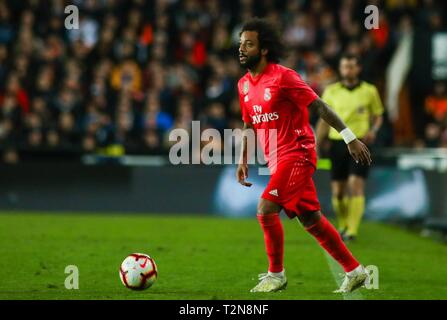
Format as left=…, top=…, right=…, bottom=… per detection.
left=119, top=253, right=158, bottom=290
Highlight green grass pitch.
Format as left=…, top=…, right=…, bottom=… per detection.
left=1, top=212, right=446, bottom=300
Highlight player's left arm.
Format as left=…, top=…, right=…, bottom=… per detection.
left=310, top=97, right=372, bottom=166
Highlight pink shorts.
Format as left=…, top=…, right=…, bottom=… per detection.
left=261, top=158, right=321, bottom=218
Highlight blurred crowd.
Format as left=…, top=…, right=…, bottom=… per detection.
left=421, top=81, right=447, bottom=149
left=0, top=0, right=446, bottom=163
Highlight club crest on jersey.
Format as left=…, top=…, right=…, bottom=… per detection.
left=243, top=81, right=249, bottom=94
left=264, top=88, right=271, bottom=101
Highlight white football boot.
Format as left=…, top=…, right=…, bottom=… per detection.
left=250, top=271, right=287, bottom=293
left=334, top=264, right=369, bottom=293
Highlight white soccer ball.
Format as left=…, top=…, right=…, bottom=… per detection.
left=119, top=253, right=158, bottom=290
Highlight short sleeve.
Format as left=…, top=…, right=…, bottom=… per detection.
left=369, top=86, right=384, bottom=116
left=321, top=86, right=333, bottom=106
left=238, top=81, right=251, bottom=124
left=280, top=69, right=318, bottom=108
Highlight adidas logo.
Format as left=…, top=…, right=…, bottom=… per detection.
left=269, top=189, right=278, bottom=197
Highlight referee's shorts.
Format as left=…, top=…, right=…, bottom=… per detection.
left=329, top=139, right=369, bottom=181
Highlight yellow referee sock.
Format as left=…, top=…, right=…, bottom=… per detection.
left=331, top=196, right=349, bottom=231
left=346, top=196, right=365, bottom=236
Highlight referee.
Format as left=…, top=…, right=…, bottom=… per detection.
left=316, top=53, right=384, bottom=241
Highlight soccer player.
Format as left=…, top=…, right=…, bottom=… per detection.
left=317, top=54, right=384, bottom=241
left=236, top=18, right=372, bottom=293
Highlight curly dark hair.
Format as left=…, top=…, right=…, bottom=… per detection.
left=239, top=18, right=287, bottom=63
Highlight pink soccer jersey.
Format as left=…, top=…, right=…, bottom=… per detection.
left=238, top=63, right=319, bottom=167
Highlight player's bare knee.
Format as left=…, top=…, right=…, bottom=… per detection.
left=298, top=211, right=322, bottom=227
left=257, top=199, right=280, bottom=215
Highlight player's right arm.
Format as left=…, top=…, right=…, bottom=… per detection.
left=236, top=122, right=253, bottom=187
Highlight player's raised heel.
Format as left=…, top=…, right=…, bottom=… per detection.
left=333, top=265, right=368, bottom=293
left=250, top=272, right=287, bottom=293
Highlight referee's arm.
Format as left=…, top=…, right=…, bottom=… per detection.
left=363, top=114, right=383, bottom=145
left=363, top=87, right=384, bottom=145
